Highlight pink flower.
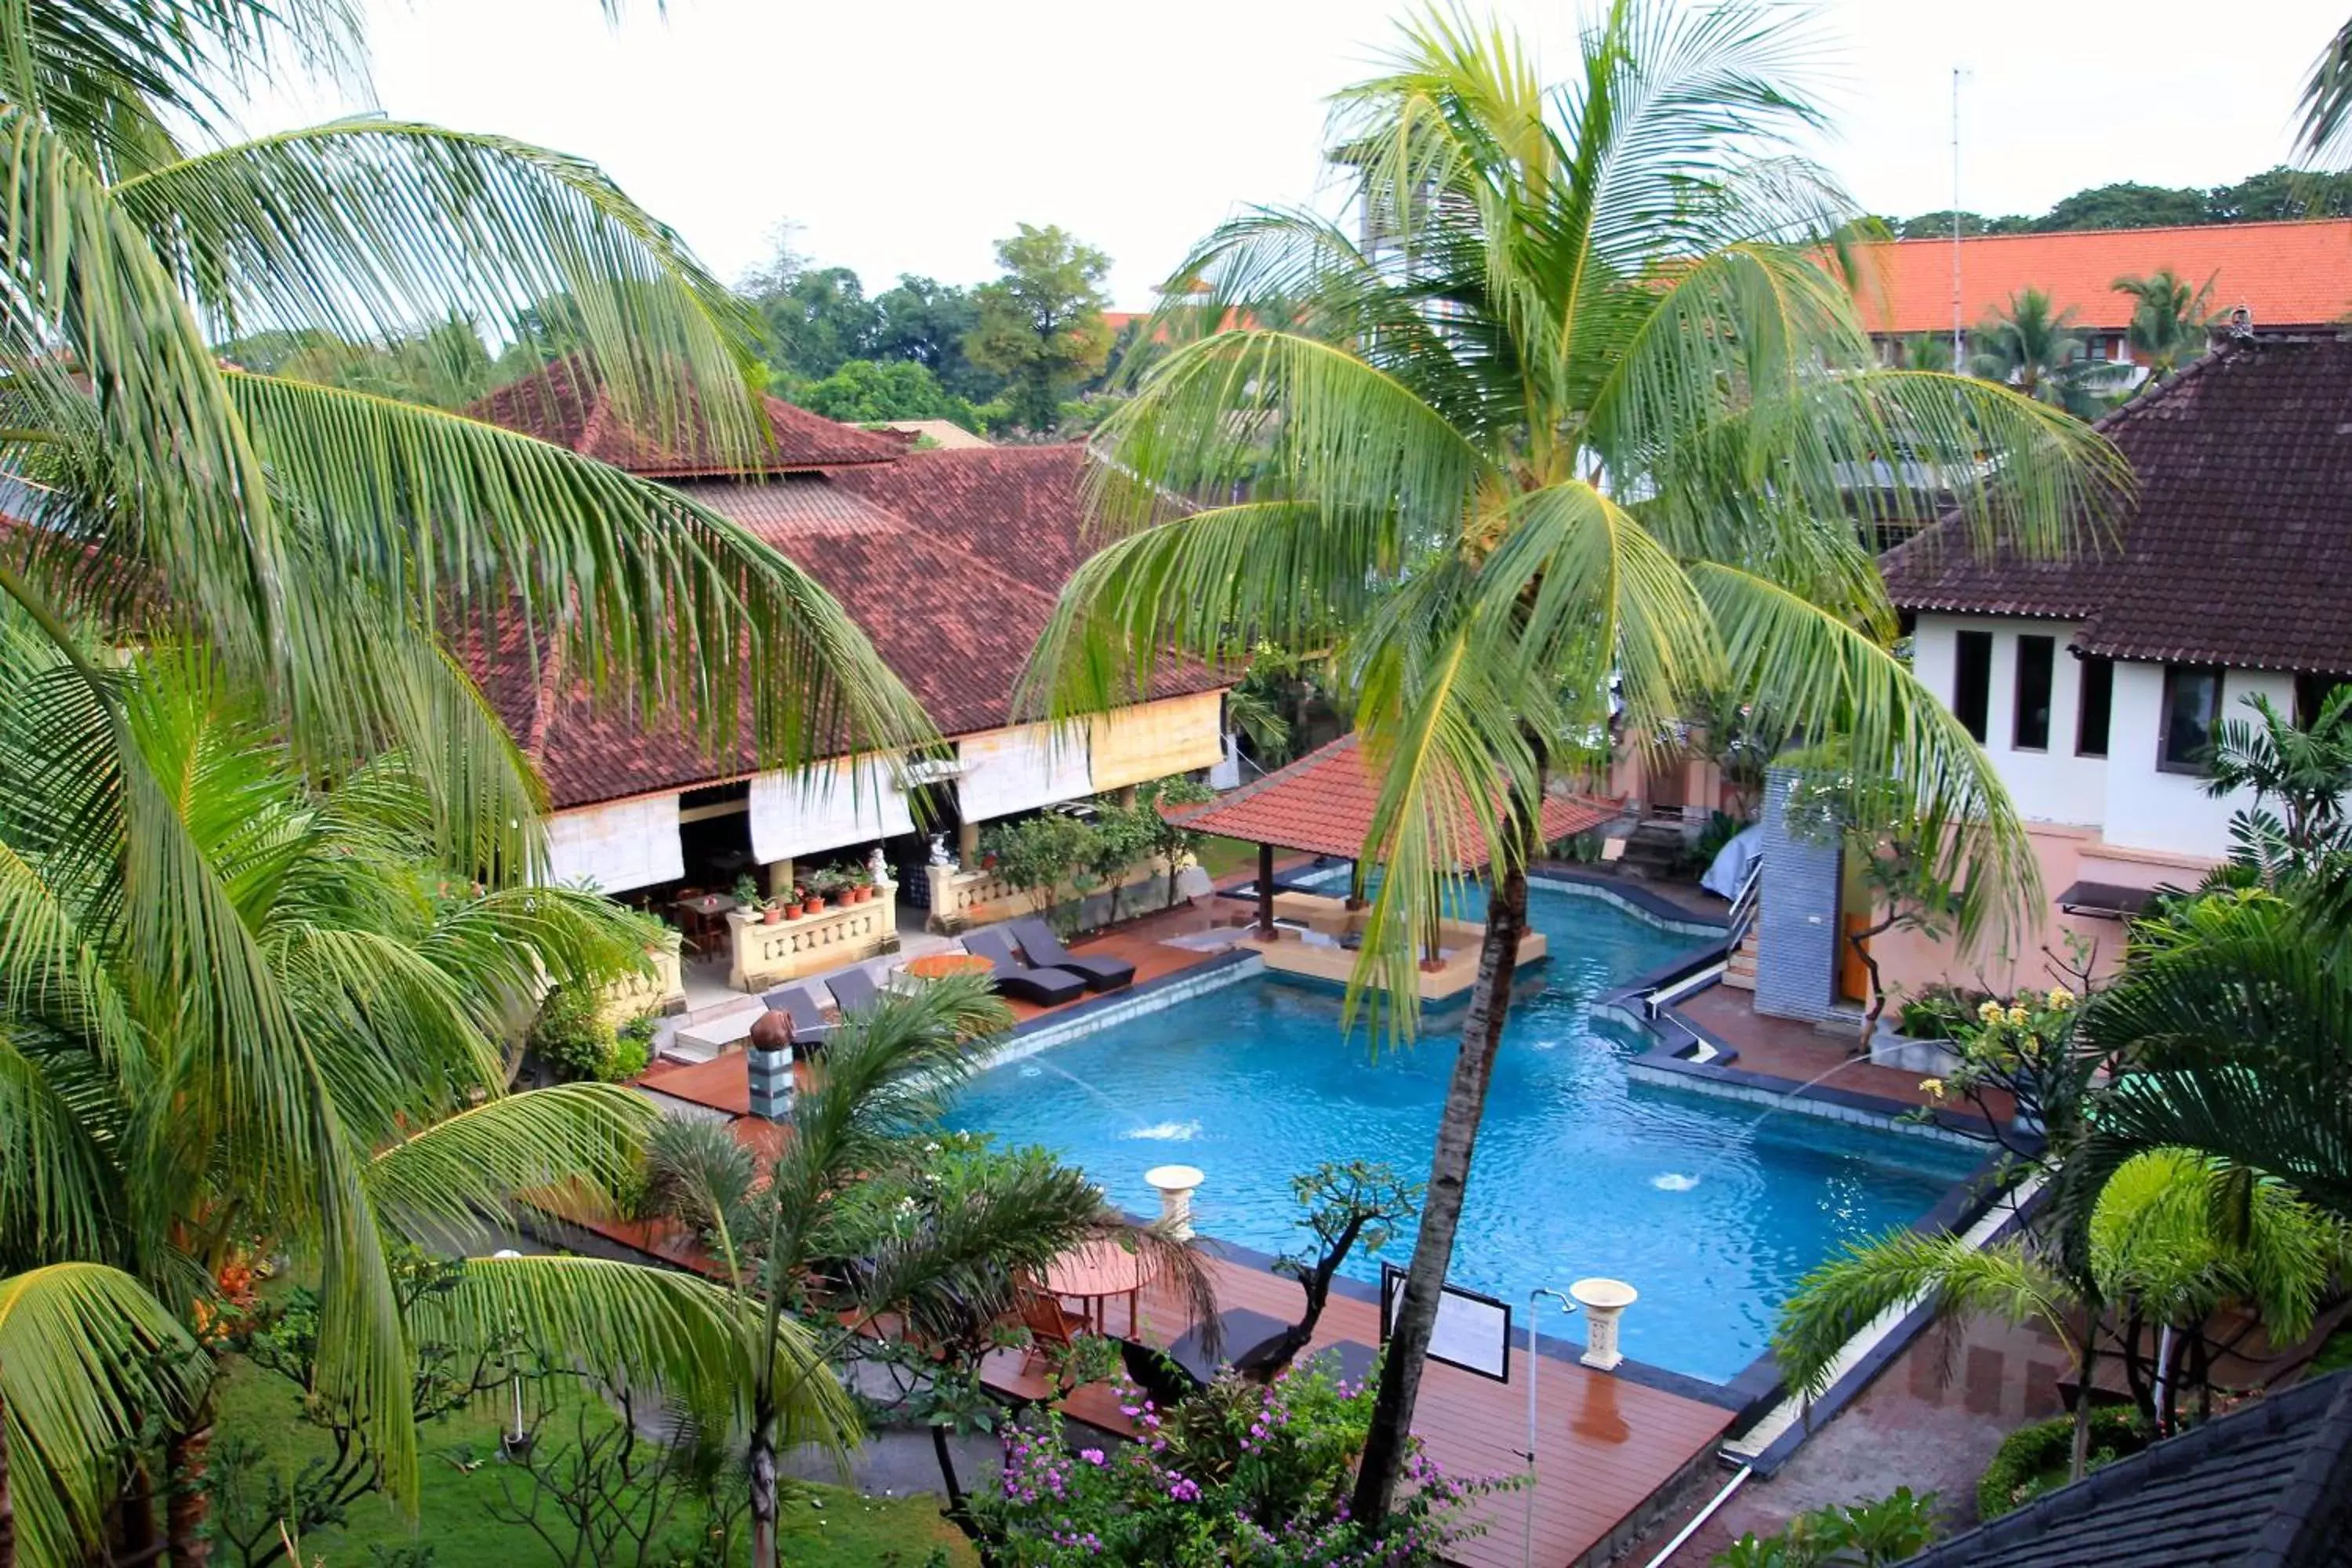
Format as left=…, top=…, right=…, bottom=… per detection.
left=1079, top=1448, right=1105, bottom=1466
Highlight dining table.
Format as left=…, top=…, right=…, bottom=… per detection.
left=670, top=891, right=739, bottom=945
left=1043, top=1239, right=1158, bottom=1338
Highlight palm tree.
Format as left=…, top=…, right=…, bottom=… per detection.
left=649, top=975, right=1211, bottom=1568
left=2203, top=687, right=2352, bottom=872
left=2114, top=267, right=2221, bottom=381
left=0, top=633, right=854, bottom=1568
left=1971, top=289, right=2129, bottom=419
left=1022, top=1, right=2126, bottom=1521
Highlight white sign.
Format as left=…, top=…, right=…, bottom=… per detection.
left=1381, top=1265, right=1512, bottom=1383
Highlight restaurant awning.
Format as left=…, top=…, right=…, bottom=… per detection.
left=2056, top=880, right=2156, bottom=920
left=543, top=792, right=685, bottom=895
left=1170, top=735, right=1617, bottom=868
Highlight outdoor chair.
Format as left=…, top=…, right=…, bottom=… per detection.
left=1016, top=1286, right=1089, bottom=1375
left=961, top=928, right=1087, bottom=1006
left=826, top=964, right=885, bottom=1018
left=1008, top=917, right=1136, bottom=993
left=762, top=985, right=835, bottom=1051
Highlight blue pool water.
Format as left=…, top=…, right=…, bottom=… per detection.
left=944, top=883, right=1984, bottom=1383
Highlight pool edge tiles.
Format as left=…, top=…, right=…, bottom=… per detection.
left=975, top=946, right=1265, bottom=1073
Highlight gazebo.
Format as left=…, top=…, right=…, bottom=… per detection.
left=1171, top=735, right=1618, bottom=1000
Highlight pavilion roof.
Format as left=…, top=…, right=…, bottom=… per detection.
left=1171, top=734, right=1617, bottom=866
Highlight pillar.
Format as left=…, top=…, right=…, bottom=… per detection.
left=957, top=819, right=981, bottom=873
left=1146, top=1164, right=1204, bottom=1240
left=1570, top=1277, right=1637, bottom=1371
left=1345, top=858, right=1366, bottom=912
left=764, top=856, right=793, bottom=898
left=1257, top=841, right=1276, bottom=937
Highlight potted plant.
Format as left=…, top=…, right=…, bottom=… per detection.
left=803, top=873, right=828, bottom=913
left=760, top=897, right=782, bottom=925
left=731, top=873, right=761, bottom=909
left=783, top=886, right=807, bottom=920
left=848, top=866, right=873, bottom=903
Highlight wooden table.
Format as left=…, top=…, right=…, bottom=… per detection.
left=1044, top=1240, right=1156, bottom=1338
left=671, top=892, right=738, bottom=945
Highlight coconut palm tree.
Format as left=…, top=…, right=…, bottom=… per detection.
left=1971, top=289, right=2129, bottom=419
left=2114, top=267, right=2221, bottom=381
left=648, top=973, right=1211, bottom=1568
left=0, top=629, right=855, bottom=1568
left=1021, top=1, right=2126, bottom=1521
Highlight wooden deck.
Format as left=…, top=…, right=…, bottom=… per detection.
left=989, top=1248, right=1733, bottom=1568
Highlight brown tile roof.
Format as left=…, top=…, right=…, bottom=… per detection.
left=479, top=472, right=1228, bottom=810
left=1171, top=734, right=1617, bottom=865
left=465, top=354, right=905, bottom=475
left=1852, top=221, right=2352, bottom=337
left=1882, top=333, right=2352, bottom=674
left=826, top=444, right=1104, bottom=583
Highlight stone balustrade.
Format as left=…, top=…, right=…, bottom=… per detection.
left=597, top=935, right=686, bottom=1025
left=923, top=855, right=1187, bottom=931
left=725, top=882, right=899, bottom=992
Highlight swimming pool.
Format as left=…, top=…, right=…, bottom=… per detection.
left=944, top=881, right=1983, bottom=1383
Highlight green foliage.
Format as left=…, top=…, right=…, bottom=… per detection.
left=1893, top=987, right=1980, bottom=1042
left=974, top=1362, right=1506, bottom=1566
left=1713, top=1487, right=1940, bottom=1567
left=799, top=358, right=979, bottom=430
left=530, top=985, right=627, bottom=1083
left=980, top=811, right=1094, bottom=924
left=1891, top=165, right=2352, bottom=236
left=2114, top=268, right=2221, bottom=381
left=2204, top=688, right=2352, bottom=879
left=1976, top=1407, right=2151, bottom=1519
left=964, top=223, right=1114, bottom=432
left=1970, top=289, right=2129, bottom=419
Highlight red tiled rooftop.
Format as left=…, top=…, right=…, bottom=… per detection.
left=1852, top=220, right=2352, bottom=336
left=1174, top=734, right=1617, bottom=866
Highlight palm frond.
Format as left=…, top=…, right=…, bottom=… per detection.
left=366, top=1083, right=658, bottom=1240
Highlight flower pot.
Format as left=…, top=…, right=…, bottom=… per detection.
left=804, top=895, right=826, bottom=913
left=782, top=902, right=804, bottom=920
left=761, top=906, right=782, bottom=925
left=853, top=884, right=872, bottom=903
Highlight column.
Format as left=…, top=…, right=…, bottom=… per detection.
left=957, top=819, right=981, bottom=873
left=1257, top=841, right=1276, bottom=937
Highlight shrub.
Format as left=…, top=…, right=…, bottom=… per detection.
left=528, top=986, right=647, bottom=1083
left=1713, top=1486, right=1939, bottom=1566
left=1976, top=1406, right=2151, bottom=1519
left=611, top=1011, right=658, bottom=1080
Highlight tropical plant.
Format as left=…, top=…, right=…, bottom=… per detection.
left=965, top=224, right=1115, bottom=432
left=979, top=811, right=1095, bottom=928
left=1021, top=2, right=2125, bottom=1518
left=1240, top=1162, right=1423, bottom=1379
left=0, top=633, right=849, bottom=1568
left=2300, top=13, right=2352, bottom=165
left=1974, top=1406, right=2151, bottom=1520
left=2113, top=267, right=2220, bottom=381
left=1970, top=289, right=2129, bottom=419
left=1134, top=775, right=1219, bottom=911
left=1712, top=1486, right=1940, bottom=1567
left=647, top=975, right=1208, bottom=1568
left=1886, top=333, right=1957, bottom=372
left=2203, top=688, right=2352, bottom=876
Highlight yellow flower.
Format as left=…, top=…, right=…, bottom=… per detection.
left=1919, top=1077, right=1947, bottom=1099
left=2046, top=986, right=2076, bottom=1011
left=2006, top=1005, right=2031, bottom=1027
left=1976, top=1000, right=2005, bottom=1023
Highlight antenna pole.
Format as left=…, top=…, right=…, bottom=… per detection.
left=1951, top=67, right=1964, bottom=367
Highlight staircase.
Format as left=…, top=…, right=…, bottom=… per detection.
left=1615, top=819, right=1687, bottom=881
left=1723, top=925, right=1759, bottom=990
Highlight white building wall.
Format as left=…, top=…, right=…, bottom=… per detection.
left=1912, top=613, right=2107, bottom=827
left=2100, top=662, right=2292, bottom=858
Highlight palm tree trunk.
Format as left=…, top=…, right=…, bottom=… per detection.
left=166, top=1414, right=215, bottom=1568
left=1349, top=855, right=1530, bottom=1528
left=1, top=1383, right=16, bottom=1568
left=749, top=1428, right=778, bottom=1568
left=2070, top=1308, right=2096, bottom=1482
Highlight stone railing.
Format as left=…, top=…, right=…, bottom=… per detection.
left=725, top=882, right=898, bottom=992
left=923, top=856, right=1185, bottom=931
left=597, top=935, right=685, bottom=1025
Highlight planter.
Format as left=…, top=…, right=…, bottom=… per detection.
left=855, top=884, right=874, bottom=903
left=804, top=895, right=827, bottom=913
left=761, top=906, right=782, bottom=925
left=782, top=903, right=804, bottom=920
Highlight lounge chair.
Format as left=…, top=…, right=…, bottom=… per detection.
left=1008, top=918, right=1136, bottom=993
left=762, top=985, right=834, bottom=1048
left=961, top=927, right=1088, bottom=1006
left=826, top=964, right=885, bottom=1018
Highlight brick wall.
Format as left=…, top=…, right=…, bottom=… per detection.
left=1754, top=767, right=1842, bottom=1023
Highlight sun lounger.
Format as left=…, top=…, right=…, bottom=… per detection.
left=1008, top=917, right=1136, bottom=993
left=761, top=985, right=834, bottom=1048
left=826, top=964, right=885, bottom=1018
left=961, top=927, right=1088, bottom=1006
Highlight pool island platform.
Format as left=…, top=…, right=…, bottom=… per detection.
left=1237, top=887, right=1551, bottom=1002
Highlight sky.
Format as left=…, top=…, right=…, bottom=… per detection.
left=252, top=0, right=2346, bottom=308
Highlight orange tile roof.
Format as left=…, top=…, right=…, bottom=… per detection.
left=1850, top=220, right=2352, bottom=336
left=1172, top=735, right=1616, bottom=866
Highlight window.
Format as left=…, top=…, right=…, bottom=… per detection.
left=2076, top=655, right=2114, bottom=757
left=2013, top=635, right=2055, bottom=750
left=2296, top=672, right=2349, bottom=728
left=1953, top=630, right=1993, bottom=742
left=2158, top=665, right=2225, bottom=774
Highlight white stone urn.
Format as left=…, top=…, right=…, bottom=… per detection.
left=1570, top=1277, right=1639, bottom=1371
left=1145, top=1163, right=1205, bottom=1240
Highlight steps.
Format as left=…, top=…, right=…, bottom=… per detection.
left=1614, top=820, right=1688, bottom=882
left=1723, top=927, right=1758, bottom=991
left=662, top=1000, right=765, bottom=1065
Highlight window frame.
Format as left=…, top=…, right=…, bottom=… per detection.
left=2074, top=655, right=2114, bottom=758
left=1953, top=629, right=1993, bottom=744
left=2157, top=664, right=2225, bottom=776
left=2012, top=634, right=2055, bottom=752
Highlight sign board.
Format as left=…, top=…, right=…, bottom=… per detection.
left=1380, top=1264, right=1512, bottom=1383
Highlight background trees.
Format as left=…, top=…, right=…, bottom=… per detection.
left=1884, top=165, right=2352, bottom=237
left=2115, top=267, right=2222, bottom=382
left=1970, top=289, right=2129, bottom=418
left=966, top=223, right=1116, bottom=433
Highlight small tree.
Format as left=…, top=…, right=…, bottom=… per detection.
left=1137, top=775, right=1218, bottom=909
left=1076, top=797, right=1154, bottom=925
left=964, top=223, right=1112, bottom=432
left=980, top=811, right=1094, bottom=931
left=1236, top=1161, right=1424, bottom=1380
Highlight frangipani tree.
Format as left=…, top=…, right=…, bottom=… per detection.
left=1023, top=0, right=2125, bottom=1519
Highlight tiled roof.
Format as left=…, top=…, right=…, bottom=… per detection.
left=1853, top=220, right=2352, bottom=336
left=481, top=472, right=1228, bottom=810
left=465, top=354, right=905, bottom=475
left=1171, top=734, right=1616, bottom=865
left=827, top=445, right=1103, bottom=584
left=1882, top=333, right=2352, bottom=674
left=1898, top=1370, right=2352, bottom=1568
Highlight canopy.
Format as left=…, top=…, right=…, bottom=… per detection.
left=544, top=793, right=684, bottom=894
left=1169, top=735, right=1617, bottom=867
left=750, top=756, right=915, bottom=862
left=956, top=722, right=1093, bottom=824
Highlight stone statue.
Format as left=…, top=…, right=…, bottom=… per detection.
left=927, top=833, right=953, bottom=867
left=868, top=843, right=891, bottom=886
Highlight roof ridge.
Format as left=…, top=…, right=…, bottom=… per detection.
left=1880, top=216, right=2352, bottom=245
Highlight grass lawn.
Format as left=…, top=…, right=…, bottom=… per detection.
left=1192, top=835, right=1262, bottom=880
left=209, top=1356, right=975, bottom=1567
